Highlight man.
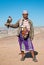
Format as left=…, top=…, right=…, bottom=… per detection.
left=5, top=10, right=37, bottom=62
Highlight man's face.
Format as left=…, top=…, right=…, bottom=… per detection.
left=23, top=14, right=28, bottom=19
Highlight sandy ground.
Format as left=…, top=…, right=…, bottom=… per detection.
left=0, top=31, right=44, bottom=65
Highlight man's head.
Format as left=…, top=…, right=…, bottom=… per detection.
left=22, top=10, right=28, bottom=19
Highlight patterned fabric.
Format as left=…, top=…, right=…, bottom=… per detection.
left=22, top=19, right=30, bottom=31
left=17, top=18, right=34, bottom=40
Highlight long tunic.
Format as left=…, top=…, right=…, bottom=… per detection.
left=18, top=31, right=34, bottom=51
left=18, top=19, right=34, bottom=51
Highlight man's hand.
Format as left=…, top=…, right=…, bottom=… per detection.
left=5, top=23, right=10, bottom=28
left=5, top=23, right=10, bottom=26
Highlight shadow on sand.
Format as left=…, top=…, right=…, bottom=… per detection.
left=25, top=51, right=38, bottom=58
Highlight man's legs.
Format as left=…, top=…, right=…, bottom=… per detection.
left=21, top=51, right=25, bottom=61
left=30, top=50, right=38, bottom=62
left=30, top=50, right=34, bottom=58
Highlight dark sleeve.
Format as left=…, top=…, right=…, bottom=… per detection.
left=31, top=21, right=34, bottom=39
left=9, top=20, right=19, bottom=28
left=29, top=20, right=34, bottom=40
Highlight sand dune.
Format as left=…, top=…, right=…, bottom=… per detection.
left=0, top=27, right=44, bottom=65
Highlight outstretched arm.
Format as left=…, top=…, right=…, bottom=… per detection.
left=5, top=21, right=19, bottom=28
left=9, top=21, right=19, bottom=28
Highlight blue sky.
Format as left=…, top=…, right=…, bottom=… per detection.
left=0, top=0, right=44, bottom=27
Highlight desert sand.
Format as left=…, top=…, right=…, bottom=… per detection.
left=0, top=27, right=44, bottom=65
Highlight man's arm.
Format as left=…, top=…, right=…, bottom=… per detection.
left=9, top=21, right=19, bottom=28
left=29, top=20, right=34, bottom=40
left=5, top=20, right=19, bottom=28
left=31, top=22, right=34, bottom=40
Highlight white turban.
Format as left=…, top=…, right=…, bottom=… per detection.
left=22, top=10, right=28, bottom=14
